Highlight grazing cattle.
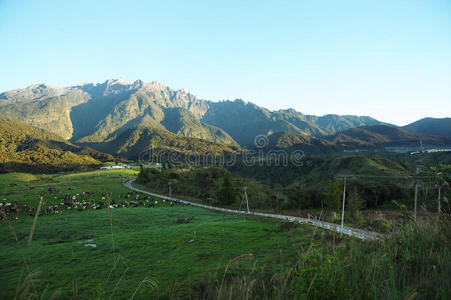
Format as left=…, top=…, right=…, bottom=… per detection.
left=94, top=202, right=104, bottom=210
left=4, top=186, right=181, bottom=221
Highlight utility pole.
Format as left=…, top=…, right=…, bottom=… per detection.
left=414, top=182, right=418, bottom=222
left=244, top=187, right=249, bottom=213
left=340, top=176, right=347, bottom=234
left=438, top=186, right=441, bottom=216
left=414, top=166, right=420, bottom=222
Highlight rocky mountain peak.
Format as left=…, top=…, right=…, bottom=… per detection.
left=0, top=83, right=68, bottom=102
left=133, top=79, right=144, bottom=88
left=103, top=78, right=126, bottom=86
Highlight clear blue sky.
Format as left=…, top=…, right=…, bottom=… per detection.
left=1, top=0, right=450, bottom=126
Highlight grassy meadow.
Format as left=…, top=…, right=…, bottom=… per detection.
left=1, top=169, right=450, bottom=299
left=0, top=169, right=318, bottom=299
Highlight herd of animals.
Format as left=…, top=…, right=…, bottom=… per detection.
left=0, top=186, right=187, bottom=221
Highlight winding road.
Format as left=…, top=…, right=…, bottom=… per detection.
left=124, top=179, right=384, bottom=241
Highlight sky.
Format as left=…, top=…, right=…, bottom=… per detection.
left=0, top=0, right=450, bottom=126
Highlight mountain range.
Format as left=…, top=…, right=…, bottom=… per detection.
left=0, top=79, right=383, bottom=145
left=1, top=79, right=450, bottom=160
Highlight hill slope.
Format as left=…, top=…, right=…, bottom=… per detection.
left=79, top=125, right=241, bottom=160
left=267, top=131, right=338, bottom=154
left=263, top=125, right=451, bottom=154
left=324, top=125, right=451, bottom=149
left=201, top=100, right=382, bottom=146
left=402, top=117, right=451, bottom=138
left=229, top=153, right=412, bottom=189
left=0, top=115, right=113, bottom=172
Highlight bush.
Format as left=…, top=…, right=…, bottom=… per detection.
left=364, top=217, right=393, bottom=233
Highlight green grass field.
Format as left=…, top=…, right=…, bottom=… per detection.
left=2, top=169, right=448, bottom=299
left=0, top=169, right=138, bottom=215
left=0, top=169, right=318, bottom=299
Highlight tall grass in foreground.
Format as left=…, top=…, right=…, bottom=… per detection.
left=2, top=194, right=157, bottom=300
left=1, top=196, right=62, bottom=299
left=197, top=220, right=451, bottom=300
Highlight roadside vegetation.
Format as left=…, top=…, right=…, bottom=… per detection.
left=137, top=161, right=451, bottom=231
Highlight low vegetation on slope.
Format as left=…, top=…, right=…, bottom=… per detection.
left=138, top=155, right=451, bottom=215
left=0, top=115, right=113, bottom=173
left=229, top=154, right=412, bottom=188
left=79, top=125, right=241, bottom=160
left=265, top=125, right=451, bottom=154
left=402, top=117, right=451, bottom=137
left=324, top=125, right=451, bottom=149
left=137, top=166, right=274, bottom=208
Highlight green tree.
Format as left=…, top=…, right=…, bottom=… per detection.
left=427, top=164, right=451, bottom=214
left=324, top=180, right=342, bottom=210
left=217, top=174, right=238, bottom=205
left=273, top=183, right=284, bottom=212
left=347, top=187, right=365, bottom=223
left=347, top=187, right=365, bottom=213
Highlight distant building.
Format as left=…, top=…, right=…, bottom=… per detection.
left=100, top=165, right=124, bottom=170
left=410, top=148, right=451, bottom=155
